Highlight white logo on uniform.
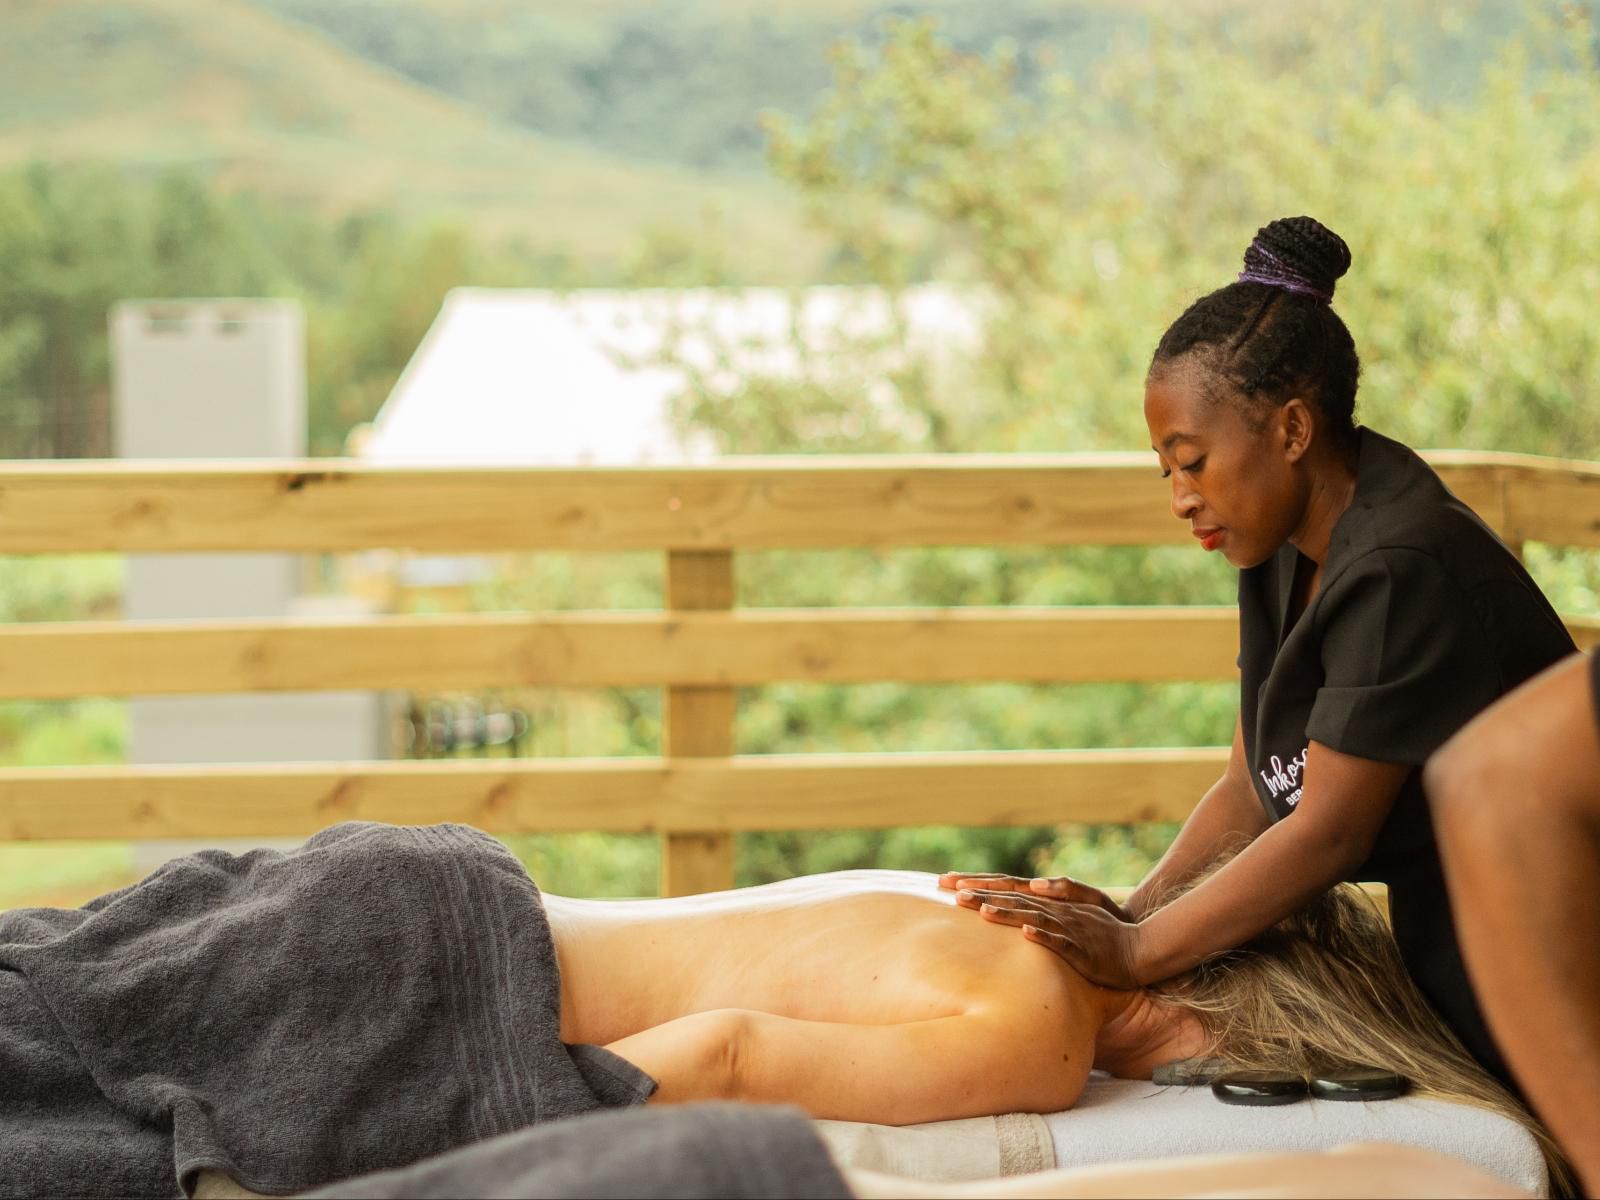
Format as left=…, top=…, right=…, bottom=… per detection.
left=1260, top=746, right=1309, bottom=808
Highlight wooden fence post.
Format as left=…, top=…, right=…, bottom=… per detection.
left=1498, top=468, right=1526, bottom=562
left=662, top=549, right=737, bottom=896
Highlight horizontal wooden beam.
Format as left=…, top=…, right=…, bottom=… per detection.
left=6, top=606, right=1596, bottom=701
left=1567, top=614, right=1600, bottom=652
left=1504, top=464, right=1600, bottom=550
left=0, top=748, right=1222, bottom=841
left=1, top=452, right=1591, bottom=553
left=0, top=607, right=1244, bottom=698
left=0, top=456, right=1176, bottom=551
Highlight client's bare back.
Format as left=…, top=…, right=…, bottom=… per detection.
left=547, top=870, right=1095, bottom=1042
left=545, top=870, right=1106, bottom=1123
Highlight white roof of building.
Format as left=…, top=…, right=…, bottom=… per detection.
left=361, top=284, right=984, bottom=465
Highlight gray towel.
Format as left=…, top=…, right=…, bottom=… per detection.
left=0, top=822, right=656, bottom=1199
left=305, top=1102, right=854, bottom=1199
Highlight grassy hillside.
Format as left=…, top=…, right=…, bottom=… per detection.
left=2, top=0, right=1533, bottom=274
left=255, top=0, right=1151, bottom=172
left=250, top=0, right=1533, bottom=177
left=0, top=0, right=823, bottom=272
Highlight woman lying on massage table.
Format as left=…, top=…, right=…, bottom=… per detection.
left=289, top=854, right=1563, bottom=1198
left=202, top=849, right=1564, bottom=1199
left=0, top=823, right=1564, bottom=1197
left=561, top=864, right=1555, bottom=1167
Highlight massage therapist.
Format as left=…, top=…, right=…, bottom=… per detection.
left=942, top=216, right=1575, bottom=1086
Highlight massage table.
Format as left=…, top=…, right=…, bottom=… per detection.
left=815, top=1071, right=1548, bottom=1196
left=189, top=1074, right=1546, bottom=1198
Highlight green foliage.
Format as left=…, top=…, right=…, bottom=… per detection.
left=0, top=0, right=816, bottom=269
left=736, top=545, right=1236, bottom=608
left=0, top=555, right=121, bottom=622
left=0, top=166, right=296, bottom=455
left=1033, top=823, right=1182, bottom=888
left=7, top=2, right=1600, bottom=899
left=738, top=824, right=1053, bottom=889
left=299, top=217, right=585, bottom=453
left=0, top=842, right=134, bottom=905
left=759, top=2, right=1600, bottom=459
left=0, top=555, right=128, bottom=774
left=250, top=0, right=1142, bottom=174
left=660, top=0, right=1600, bottom=888
left=0, top=165, right=595, bottom=459
left=0, top=700, right=126, bottom=768
left=1522, top=543, right=1600, bottom=613
left=501, top=832, right=661, bottom=898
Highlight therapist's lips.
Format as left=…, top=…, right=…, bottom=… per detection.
left=1193, top=527, right=1225, bottom=551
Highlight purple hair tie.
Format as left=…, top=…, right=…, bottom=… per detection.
left=1238, top=241, right=1333, bottom=303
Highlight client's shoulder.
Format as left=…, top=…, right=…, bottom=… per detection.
left=957, top=938, right=1101, bottom=1109
left=977, top=932, right=1103, bottom=1018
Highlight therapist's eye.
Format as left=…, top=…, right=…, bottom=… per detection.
left=1159, top=457, right=1205, bottom=480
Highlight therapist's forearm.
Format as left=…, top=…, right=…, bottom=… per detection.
left=1126, top=773, right=1268, bottom=920
left=1132, top=816, right=1361, bottom=982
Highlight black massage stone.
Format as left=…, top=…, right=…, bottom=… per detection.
left=1308, top=1068, right=1409, bottom=1101
left=1211, top=1071, right=1309, bottom=1106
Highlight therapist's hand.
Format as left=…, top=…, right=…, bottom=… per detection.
left=962, top=890, right=1146, bottom=989
left=938, top=871, right=1134, bottom=923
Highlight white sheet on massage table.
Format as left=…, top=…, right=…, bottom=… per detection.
left=1045, top=1075, right=1548, bottom=1197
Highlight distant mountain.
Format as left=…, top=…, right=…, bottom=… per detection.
left=250, top=0, right=1148, bottom=173
left=243, top=0, right=1539, bottom=179
left=0, top=0, right=822, bottom=271
left=0, top=0, right=1546, bottom=273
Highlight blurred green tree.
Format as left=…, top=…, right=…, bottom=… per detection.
left=5, top=3, right=1600, bottom=897
left=665, top=2, right=1600, bottom=885
left=0, top=167, right=290, bottom=457
left=757, top=4, right=1600, bottom=459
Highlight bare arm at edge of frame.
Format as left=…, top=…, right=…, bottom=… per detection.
left=1426, top=650, right=1600, bottom=1196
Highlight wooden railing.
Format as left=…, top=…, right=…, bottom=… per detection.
left=2, top=451, right=1598, bottom=895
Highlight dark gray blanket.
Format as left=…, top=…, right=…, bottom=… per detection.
left=0, top=822, right=656, bottom=1199
left=305, top=1103, right=854, bottom=1200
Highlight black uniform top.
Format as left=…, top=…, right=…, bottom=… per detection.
left=1238, top=426, right=1575, bottom=1083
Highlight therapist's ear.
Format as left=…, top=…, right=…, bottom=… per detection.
left=1279, top=399, right=1315, bottom=464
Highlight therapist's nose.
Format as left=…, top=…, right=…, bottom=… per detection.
left=1170, top=477, right=1202, bottom=522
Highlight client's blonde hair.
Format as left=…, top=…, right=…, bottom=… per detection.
left=1147, top=868, right=1571, bottom=1193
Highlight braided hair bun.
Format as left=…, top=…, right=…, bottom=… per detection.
left=1150, top=215, right=1362, bottom=452
left=1239, top=216, right=1352, bottom=304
